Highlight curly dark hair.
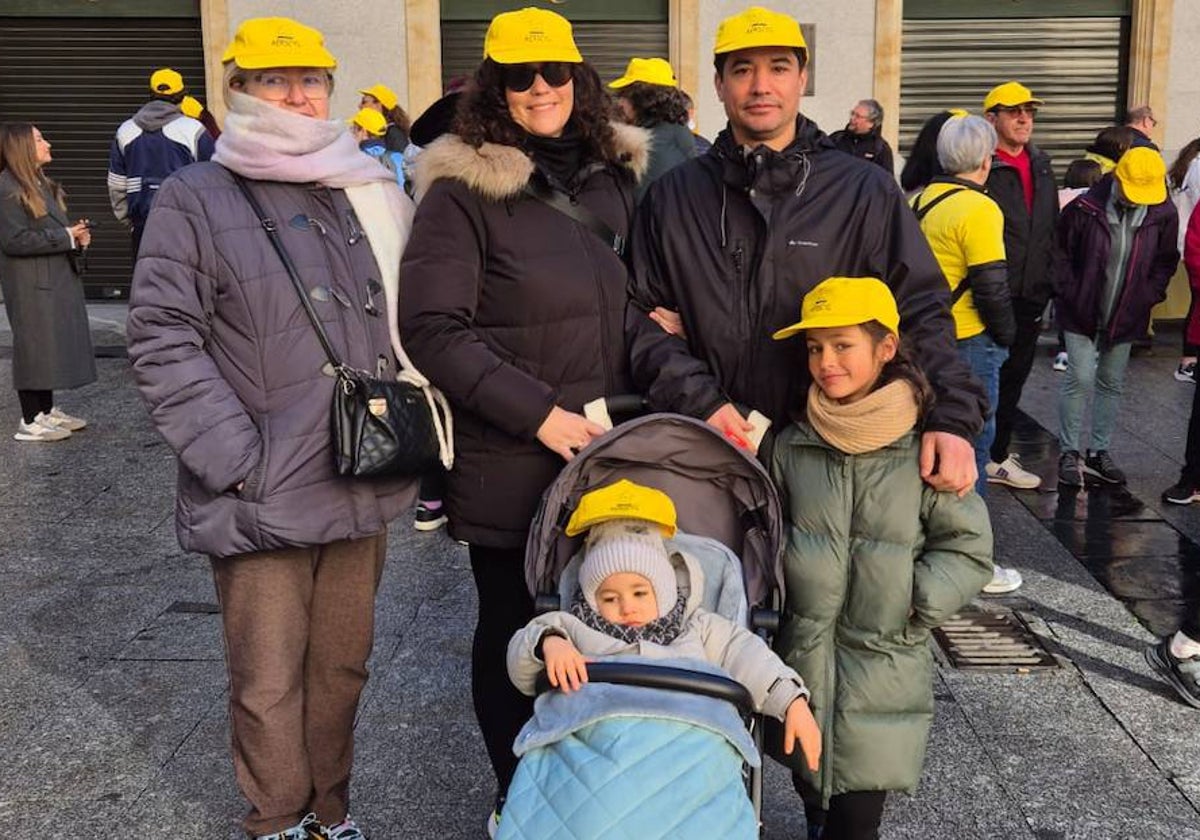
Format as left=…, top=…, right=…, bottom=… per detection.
left=454, top=59, right=627, bottom=167
left=617, top=82, right=688, bottom=127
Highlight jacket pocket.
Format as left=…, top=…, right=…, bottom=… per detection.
left=34, top=258, right=54, bottom=290
left=238, top=415, right=271, bottom=503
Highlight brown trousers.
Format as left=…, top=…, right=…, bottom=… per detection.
left=211, top=531, right=387, bottom=837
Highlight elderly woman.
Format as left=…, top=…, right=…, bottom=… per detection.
left=126, top=17, right=415, bottom=840
left=609, top=57, right=694, bottom=200
left=911, top=114, right=1022, bottom=595
left=399, top=7, right=646, bottom=833
left=0, top=122, right=94, bottom=442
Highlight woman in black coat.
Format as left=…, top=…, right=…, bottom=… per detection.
left=0, top=122, right=95, bottom=442
left=398, top=7, right=646, bottom=830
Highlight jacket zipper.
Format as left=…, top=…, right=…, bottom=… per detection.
left=823, top=452, right=851, bottom=803
left=1109, top=228, right=1145, bottom=344
left=571, top=189, right=615, bottom=394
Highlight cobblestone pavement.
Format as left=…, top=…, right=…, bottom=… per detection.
left=1, top=318, right=1199, bottom=838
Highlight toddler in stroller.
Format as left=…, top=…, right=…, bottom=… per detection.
left=500, top=478, right=821, bottom=840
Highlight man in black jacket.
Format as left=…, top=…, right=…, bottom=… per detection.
left=627, top=7, right=985, bottom=496
left=829, top=98, right=894, bottom=174
left=982, top=81, right=1059, bottom=491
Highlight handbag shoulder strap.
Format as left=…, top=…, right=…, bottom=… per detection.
left=912, top=185, right=967, bottom=222
left=230, top=172, right=345, bottom=370
left=523, top=179, right=626, bottom=257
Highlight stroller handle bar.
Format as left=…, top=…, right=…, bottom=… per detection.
left=535, top=661, right=755, bottom=715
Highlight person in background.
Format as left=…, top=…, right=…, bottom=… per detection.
left=1084, top=125, right=1134, bottom=175
left=1162, top=201, right=1200, bottom=511
left=1170, top=137, right=1200, bottom=384
left=680, top=90, right=712, bottom=154
left=358, top=83, right=411, bottom=153
left=108, top=67, right=215, bottom=259
left=126, top=17, right=417, bottom=839
left=1051, top=159, right=1105, bottom=373
left=981, top=81, right=1058, bottom=492
left=1125, top=104, right=1160, bottom=151
left=830, top=98, right=894, bottom=174
left=609, top=57, right=695, bottom=200
left=911, top=114, right=1022, bottom=595
left=0, top=122, right=95, bottom=442
left=180, top=92, right=221, bottom=139
left=1055, top=148, right=1179, bottom=488
left=899, top=109, right=962, bottom=197
left=398, top=9, right=645, bottom=834
left=349, top=107, right=406, bottom=189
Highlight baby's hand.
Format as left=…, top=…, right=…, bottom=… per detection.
left=542, top=635, right=589, bottom=693
left=783, top=697, right=822, bottom=772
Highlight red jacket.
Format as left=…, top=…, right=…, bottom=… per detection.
left=1184, top=202, right=1200, bottom=346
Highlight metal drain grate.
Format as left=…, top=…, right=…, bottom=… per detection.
left=932, top=607, right=1059, bottom=671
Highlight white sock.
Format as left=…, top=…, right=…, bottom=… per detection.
left=1170, top=631, right=1200, bottom=659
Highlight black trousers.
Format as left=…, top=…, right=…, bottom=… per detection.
left=17, top=389, right=52, bottom=423
left=468, top=544, right=535, bottom=805
left=418, top=467, right=446, bottom=502
left=991, top=297, right=1046, bottom=462
left=798, top=779, right=888, bottom=840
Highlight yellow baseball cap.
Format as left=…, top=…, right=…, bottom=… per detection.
left=222, top=17, right=337, bottom=70
left=483, top=7, right=583, bottom=65
left=150, top=68, right=184, bottom=96
left=773, top=276, right=900, bottom=340
left=359, top=83, right=398, bottom=111
left=609, top=57, right=677, bottom=89
left=565, top=479, right=677, bottom=538
left=982, top=81, right=1044, bottom=112
left=715, top=7, right=807, bottom=56
left=179, top=95, right=204, bottom=119
left=348, top=108, right=388, bottom=137
left=1115, top=147, right=1167, bottom=205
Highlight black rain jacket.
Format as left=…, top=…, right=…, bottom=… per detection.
left=626, top=117, right=986, bottom=441
left=984, top=143, right=1060, bottom=306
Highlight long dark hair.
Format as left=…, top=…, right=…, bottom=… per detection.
left=617, top=82, right=688, bottom=127
left=862, top=321, right=934, bottom=419
left=0, top=122, right=64, bottom=219
left=901, top=111, right=955, bottom=193
left=1170, top=138, right=1200, bottom=190
left=454, top=58, right=627, bottom=167
left=1086, top=125, right=1134, bottom=163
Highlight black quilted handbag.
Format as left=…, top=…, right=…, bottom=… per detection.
left=234, top=174, right=443, bottom=478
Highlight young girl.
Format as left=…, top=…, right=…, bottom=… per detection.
left=769, top=277, right=994, bottom=840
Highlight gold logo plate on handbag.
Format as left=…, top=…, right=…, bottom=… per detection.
left=368, top=397, right=388, bottom=417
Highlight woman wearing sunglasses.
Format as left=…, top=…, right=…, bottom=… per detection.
left=399, top=7, right=647, bottom=833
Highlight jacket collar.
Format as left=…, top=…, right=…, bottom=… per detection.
left=712, top=115, right=831, bottom=194
left=1075, top=174, right=1172, bottom=223
left=412, top=122, right=649, bottom=203
left=990, top=141, right=1050, bottom=169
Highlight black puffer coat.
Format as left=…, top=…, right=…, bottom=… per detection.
left=627, top=117, right=986, bottom=440
left=985, top=143, right=1060, bottom=305
left=400, top=125, right=647, bottom=547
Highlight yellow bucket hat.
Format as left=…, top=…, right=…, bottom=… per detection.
left=565, top=479, right=677, bottom=538
left=222, top=17, right=337, bottom=70
left=150, top=68, right=184, bottom=96
left=715, top=6, right=807, bottom=56
left=609, top=57, right=677, bottom=89
left=483, top=7, right=583, bottom=65
left=348, top=108, right=388, bottom=137
left=773, top=277, right=900, bottom=340
left=982, top=81, right=1043, bottom=112
left=359, top=83, right=398, bottom=111
left=1115, top=147, right=1168, bottom=205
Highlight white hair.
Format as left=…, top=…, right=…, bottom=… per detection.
left=936, top=115, right=997, bottom=176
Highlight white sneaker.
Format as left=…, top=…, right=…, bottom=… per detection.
left=982, top=565, right=1023, bottom=594
left=1053, top=351, right=1068, bottom=372
left=45, top=406, right=87, bottom=431
left=985, top=454, right=1041, bottom=489
left=486, top=810, right=500, bottom=839
left=14, top=416, right=71, bottom=442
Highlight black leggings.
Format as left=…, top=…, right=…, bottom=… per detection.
left=468, top=544, right=535, bottom=805
left=17, top=389, right=52, bottom=424
left=797, top=776, right=888, bottom=840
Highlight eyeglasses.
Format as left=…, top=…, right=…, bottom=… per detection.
left=849, top=111, right=871, bottom=121
left=249, top=71, right=330, bottom=101
left=994, top=105, right=1038, bottom=118
left=501, top=62, right=573, bottom=93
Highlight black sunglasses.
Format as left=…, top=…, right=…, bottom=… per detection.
left=501, top=62, right=573, bottom=93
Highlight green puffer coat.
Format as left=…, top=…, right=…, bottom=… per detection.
left=769, top=422, right=993, bottom=806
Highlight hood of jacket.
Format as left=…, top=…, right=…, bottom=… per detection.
left=412, top=121, right=650, bottom=202
left=133, top=100, right=184, bottom=132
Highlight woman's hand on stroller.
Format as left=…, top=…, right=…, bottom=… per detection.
left=783, top=698, right=822, bottom=772
left=537, top=406, right=607, bottom=462
left=543, top=635, right=590, bottom=693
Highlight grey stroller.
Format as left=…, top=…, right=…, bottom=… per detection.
left=499, top=409, right=786, bottom=840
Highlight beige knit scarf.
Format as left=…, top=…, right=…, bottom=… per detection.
left=806, top=379, right=919, bottom=454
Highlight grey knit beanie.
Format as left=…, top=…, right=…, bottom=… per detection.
left=579, top=519, right=678, bottom=618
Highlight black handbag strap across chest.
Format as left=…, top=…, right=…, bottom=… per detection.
left=522, top=179, right=626, bottom=258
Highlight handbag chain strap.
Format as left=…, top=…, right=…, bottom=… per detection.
left=231, top=172, right=349, bottom=375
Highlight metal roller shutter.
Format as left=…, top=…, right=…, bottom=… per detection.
left=900, top=17, right=1128, bottom=177
left=0, top=17, right=206, bottom=298
left=441, top=21, right=669, bottom=92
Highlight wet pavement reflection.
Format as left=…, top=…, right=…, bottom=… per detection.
left=1004, top=412, right=1200, bottom=637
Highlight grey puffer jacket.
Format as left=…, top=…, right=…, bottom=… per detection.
left=507, top=550, right=808, bottom=721
left=127, top=162, right=416, bottom=558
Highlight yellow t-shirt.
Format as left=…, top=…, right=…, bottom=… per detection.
left=911, top=182, right=1006, bottom=340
